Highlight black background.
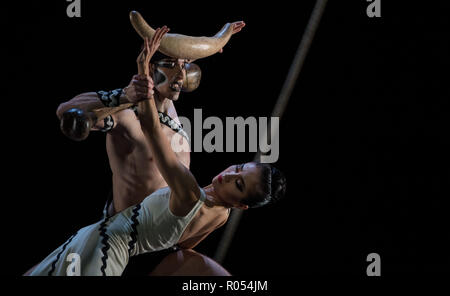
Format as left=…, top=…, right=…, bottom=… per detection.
left=4, top=0, right=450, bottom=277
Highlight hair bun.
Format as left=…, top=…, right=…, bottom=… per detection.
left=270, top=166, right=287, bottom=204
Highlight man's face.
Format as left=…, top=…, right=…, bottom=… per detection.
left=152, top=58, right=187, bottom=101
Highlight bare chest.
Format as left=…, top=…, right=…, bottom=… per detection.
left=106, top=124, right=190, bottom=211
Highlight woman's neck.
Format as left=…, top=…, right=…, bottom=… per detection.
left=203, top=184, right=231, bottom=209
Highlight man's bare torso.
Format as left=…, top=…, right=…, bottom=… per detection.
left=105, top=104, right=228, bottom=247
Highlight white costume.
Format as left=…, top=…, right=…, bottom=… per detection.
left=30, top=187, right=205, bottom=276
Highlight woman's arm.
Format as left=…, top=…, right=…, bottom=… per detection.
left=139, top=98, right=200, bottom=210
left=137, top=32, right=201, bottom=215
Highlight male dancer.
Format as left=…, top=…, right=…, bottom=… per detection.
left=53, top=12, right=245, bottom=275
left=57, top=13, right=244, bottom=217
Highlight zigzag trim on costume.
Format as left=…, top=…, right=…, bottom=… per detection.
left=128, top=106, right=189, bottom=141
left=99, top=216, right=111, bottom=276
left=48, top=232, right=77, bottom=276
left=128, top=204, right=142, bottom=256
left=158, top=111, right=190, bottom=141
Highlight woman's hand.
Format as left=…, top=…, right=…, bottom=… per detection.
left=125, top=26, right=170, bottom=103
left=137, top=26, right=170, bottom=75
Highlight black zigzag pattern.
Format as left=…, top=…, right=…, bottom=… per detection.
left=48, top=232, right=78, bottom=276
left=128, top=204, right=142, bottom=256
left=97, top=89, right=123, bottom=107
left=99, top=216, right=111, bottom=276
left=158, top=111, right=189, bottom=141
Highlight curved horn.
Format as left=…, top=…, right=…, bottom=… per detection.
left=130, top=11, right=234, bottom=60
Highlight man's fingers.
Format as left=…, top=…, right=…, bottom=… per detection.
left=136, top=74, right=153, bottom=82
left=134, top=74, right=152, bottom=81
left=134, top=86, right=146, bottom=93
left=133, top=75, right=154, bottom=91
left=136, top=89, right=154, bottom=99
left=133, top=78, right=149, bottom=87
left=133, top=80, right=154, bottom=89
left=135, top=85, right=154, bottom=94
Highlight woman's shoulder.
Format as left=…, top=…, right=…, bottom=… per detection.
left=168, top=186, right=205, bottom=218
left=198, top=202, right=230, bottom=226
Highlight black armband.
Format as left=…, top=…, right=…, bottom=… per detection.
left=100, top=115, right=114, bottom=133
left=97, top=88, right=123, bottom=107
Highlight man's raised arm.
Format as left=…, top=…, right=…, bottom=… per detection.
left=56, top=74, right=154, bottom=133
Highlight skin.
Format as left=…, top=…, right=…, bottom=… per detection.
left=137, top=35, right=260, bottom=218
left=107, top=23, right=246, bottom=214
left=29, top=22, right=247, bottom=277
left=149, top=249, right=231, bottom=276
left=24, top=22, right=250, bottom=275
left=55, top=22, right=245, bottom=215
left=204, top=162, right=263, bottom=210
left=103, top=26, right=191, bottom=213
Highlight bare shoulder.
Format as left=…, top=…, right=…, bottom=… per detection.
left=169, top=186, right=202, bottom=217
left=195, top=203, right=230, bottom=228
left=214, top=206, right=230, bottom=227
left=112, top=108, right=139, bottom=126
left=110, top=109, right=147, bottom=143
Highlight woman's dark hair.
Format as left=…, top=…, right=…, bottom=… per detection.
left=242, top=162, right=287, bottom=208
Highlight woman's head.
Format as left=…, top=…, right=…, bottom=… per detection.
left=211, top=162, right=286, bottom=209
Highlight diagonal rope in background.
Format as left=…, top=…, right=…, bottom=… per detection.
left=214, top=0, right=329, bottom=264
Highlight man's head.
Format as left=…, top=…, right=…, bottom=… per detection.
left=130, top=12, right=242, bottom=101
left=149, top=52, right=202, bottom=101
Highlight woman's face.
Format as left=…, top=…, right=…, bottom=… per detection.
left=211, top=162, right=262, bottom=209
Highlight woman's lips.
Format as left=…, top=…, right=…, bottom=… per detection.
left=218, top=174, right=223, bottom=184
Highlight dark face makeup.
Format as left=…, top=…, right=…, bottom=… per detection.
left=152, top=59, right=187, bottom=100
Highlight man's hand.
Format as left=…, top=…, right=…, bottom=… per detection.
left=218, top=21, right=246, bottom=53
left=125, top=26, right=170, bottom=103
left=124, top=74, right=154, bottom=104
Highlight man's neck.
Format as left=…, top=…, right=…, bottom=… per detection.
left=153, top=93, right=172, bottom=114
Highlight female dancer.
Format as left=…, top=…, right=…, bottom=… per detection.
left=27, top=29, right=286, bottom=276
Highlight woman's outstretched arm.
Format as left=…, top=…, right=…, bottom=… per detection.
left=137, top=33, right=201, bottom=216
